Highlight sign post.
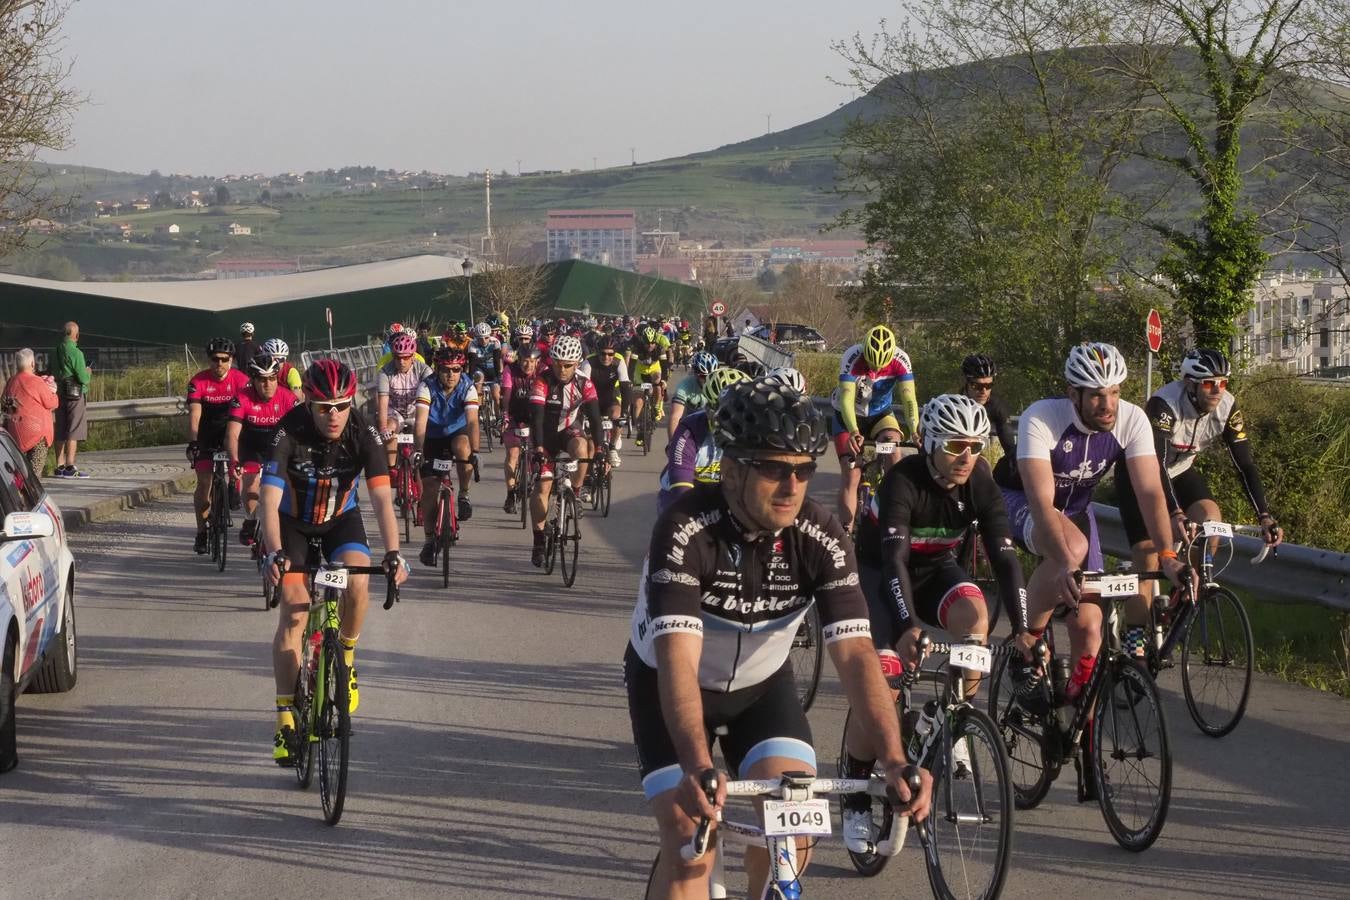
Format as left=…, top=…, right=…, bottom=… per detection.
left=325, top=306, right=334, bottom=351
left=710, top=299, right=727, bottom=318
left=1146, top=308, right=1163, bottom=398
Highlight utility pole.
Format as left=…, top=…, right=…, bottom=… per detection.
left=630, top=147, right=636, bottom=165
left=483, top=169, right=493, bottom=258
left=765, top=113, right=772, bottom=134
left=593, top=156, right=598, bottom=170
left=516, top=159, right=522, bottom=175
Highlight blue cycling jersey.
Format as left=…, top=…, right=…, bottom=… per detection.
left=415, top=373, right=480, bottom=438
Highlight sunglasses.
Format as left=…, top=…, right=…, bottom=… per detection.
left=734, top=456, right=818, bottom=482
left=967, top=380, right=994, bottom=392
left=1195, top=377, right=1228, bottom=391
left=311, top=400, right=353, bottom=414
left=212, top=355, right=232, bottom=364
left=254, top=374, right=278, bottom=383
left=601, top=351, right=616, bottom=357
left=440, top=366, right=464, bottom=373
left=941, top=439, right=986, bottom=457
left=556, top=361, right=578, bottom=369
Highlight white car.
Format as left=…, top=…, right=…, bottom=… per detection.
left=0, top=431, right=77, bottom=774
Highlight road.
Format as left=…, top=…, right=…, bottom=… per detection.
left=3, top=430, right=1348, bottom=899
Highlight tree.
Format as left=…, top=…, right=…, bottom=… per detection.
left=470, top=222, right=550, bottom=324
left=772, top=263, right=859, bottom=347
left=214, top=184, right=231, bottom=206
left=0, top=1, right=80, bottom=261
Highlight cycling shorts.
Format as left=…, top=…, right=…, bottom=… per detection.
left=192, top=425, right=229, bottom=474
left=533, top=432, right=589, bottom=480
left=624, top=643, right=815, bottom=800
left=860, top=561, right=984, bottom=651
left=1117, top=462, right=1212, bottom=547
left=633, top=360, right=664, bottom=383
left=1001, top=488, right=1104, bottom=572
left=830, top=411, right=902, bottom=459
left=420, top=431, right=470, bottom=478
left=278, top=510, right=370, bottom=580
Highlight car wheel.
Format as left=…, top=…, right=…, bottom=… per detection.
left=30, top=582, right=77, bottom=694
left=1, top=631, right=17, bottom=773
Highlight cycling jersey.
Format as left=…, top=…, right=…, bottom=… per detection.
left=467, top=337, right=501, bottom=378
left=500, top=361, right=537, bottom=426
left=579, top=353, right=630, bottom=408
left=629, top=336, right=671, bottom=366
left=657, top=411, right=720, bottom=513
left=415, top=373, right=479, bottom=438
left=529, top=370, right=603, bottom=447
left=377, top=358, right=433, bottom=421
left=832, top=343, right=918, bottom=439
left=442, top=335, right=472, bottom=356
left=670, top=374, right=705, bottom=411
left=263, top=406, right=389, bottom=525
left=278, top=361, right=303, bottom=392
left=629, top=485, right=870, bottom=693
left=230, top=385, right=299, bottom=460
left=187, top=368, right=250, bottom=441
left=983, top=392, right=1016, bottom=457
left=1146, top=379, right=1268, bottom=514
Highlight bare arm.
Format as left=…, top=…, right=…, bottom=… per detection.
left=225, top=421, right=242, bottom=465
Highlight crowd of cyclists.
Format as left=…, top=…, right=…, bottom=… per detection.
left=177, top=311, right=1284, bottom=897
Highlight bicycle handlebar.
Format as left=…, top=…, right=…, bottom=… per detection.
left=302, top=563, right=401, bottom=610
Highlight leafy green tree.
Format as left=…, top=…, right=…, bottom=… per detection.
left=214, top=184, right=231, bottom=205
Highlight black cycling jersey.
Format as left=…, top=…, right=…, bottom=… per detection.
left=263, top=406, right=389, bottom=525
left=629, top=484, right=870, bottom=692
left=862, top=454, right=1027, bottom=635
left=984, top=392, right=1016, bottom=458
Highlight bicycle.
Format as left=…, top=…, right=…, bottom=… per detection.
left=286, top=537, right=399, bottom=825
left=853, top=438, right=897, bottom=524
left=839, top=635, right=1016, bottom=898
left=788, top=606, right=823, bottom=713
left=509, top=425, right=533, bottom=529
left=645, top=768, right=925, bottom=899
left=636, top=381, right=656, bottom=455
left=585, top=418, right=616, bottom=518
left=958, top=521, right=1005, bottom=632
left=392, top=431, right=420, bottom=544
left=253, top=537, right=276, bottom=610
left=206, top=451, right=232, bottom=573
left=987, top=570, right=1176, bottom=852
left=478, top=382, right=500, bottom=452
left=427, top=452, right=479, bottom=588
left=538, top=451, right=583, bottom=588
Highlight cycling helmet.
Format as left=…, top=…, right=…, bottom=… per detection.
left=920, top=394, right=991, bottom=454
left=641, top=326, right=658, bottom=344
left=515, top=324, right=534, bottom=339
left=451, top=322, right=467, bottom=336
left=541, top=321, right=558, bottom=336
left=433, top=346, right=466, bottom=368
left=735, top=358, right=767, bottom=379
left=239, top=322, right=255, bottom=336
left=518, top=345, right=543, bottom=362
left=551, top=334, right=584, bottom=362
left=714, top=376, right=829, bottom=456
left=389, top=322, right=404, bottom=334
left=1065, top=342, right=1128, bottom=388
left=863, top=325, right=897, bottom=370
left=1180, top=348, right=1231, bottom=380
left=260, top=338, right=289, bottom=359
left=487, top=314, right=501, bottom=328
left=702, top=367, right=750, bottom=408
left=598, top=336, right=620, bottom=353
left=248, top=354, right=282, bottom=378
left=390, top=333, right=417, bottom=358
left=206, top=337, right=235, bottom=356
left=475, top=322, right=492, bottom=339
left=961, top=353, right=997, bottom=379
left=304, top=359, right=357, bottom=400
left=692, top=350, right=718, bottom=376
left=766, top=366, right=808, bottom=396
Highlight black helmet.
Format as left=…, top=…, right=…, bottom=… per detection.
left=962, top=353, right=997, bottom=379
left=714, top=376, right=828, bottom=456
left=303, top=358, right=357, bottom=401
left=1180, top=348, right=1231, bottom=380
left=207, top=337, right=235, bottom=356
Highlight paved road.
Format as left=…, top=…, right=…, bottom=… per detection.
left=3, top=432, right=1348, bottom=899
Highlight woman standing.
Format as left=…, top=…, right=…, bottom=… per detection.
left=1, top=348, right=59, bottom=474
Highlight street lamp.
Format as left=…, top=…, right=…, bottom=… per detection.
left=462, top=257, right=475, bottom=325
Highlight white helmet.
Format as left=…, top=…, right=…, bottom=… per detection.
left=260, top=338, right=289, bottom=358
left=550, top=334, right=584, bottom=363
left=920, top=394, right=990, bottom=453
left=1065, top=342, right=1127, bottom=388
left=240, top=321, right=255, bottom=336
left=475, top=322, right=492, bottom=339
left=766, top=366, right=807, bottom=396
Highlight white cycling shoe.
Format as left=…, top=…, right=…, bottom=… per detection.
left=608, top=449, right=622, bottom=469
left=842, top=807, right=876, bottom=854
left=951, top=735, right=972, bottom=777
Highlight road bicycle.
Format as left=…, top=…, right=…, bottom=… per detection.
left=477, top=380, right=501, bottom=451
left=392, top=431, right=420, bottom=543
left=537, top=451, right=584, bottom=588
left=988, top=570, right=1177, bottom=851
left=645, top=768, right=925, bottom=899
left=509, top=425, right=533, bottom=529
left=427, top=452, right=478, bottom=588
left=288, top=537, right=399, bottom=825
left=206, top=451, right=232, bottom=573
left=789, top=606, right=823, bottom=713
left=584, top=417, right=617, bottom=518
left=853, top=437, right=898, bottom=526
left=253, top=536, right=276, bottom=610
left=635, top=381, right=657, bottom=454
left=840, top=635, right=1016, bottom=899
left=957, top=521, right=1004, bottom=631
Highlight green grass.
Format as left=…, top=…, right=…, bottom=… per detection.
left=84, top=362, right=195, bottom=402
left=1244, top=594, right=1350, bottom=697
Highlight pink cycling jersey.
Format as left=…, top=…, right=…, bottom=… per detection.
left=230, top=384, right=300, bottom=463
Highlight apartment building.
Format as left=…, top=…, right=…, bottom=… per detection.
left=1238, top=272, right=1350, bottom=374
left=546, top=209, right=637, bottom=269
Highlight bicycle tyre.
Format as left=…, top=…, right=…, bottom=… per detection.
left=987, top=639, right=1056, bottom=810
left=789, top=604, right=822, bottom=712
left=599, top=470, right=612, bottom=518
left=517, top=455, right=530, bottom=529
left=543, top=497, right=559, bottom=576
left=924, top=707, right=1014, bottom=900
left=261, top=565, right=274, bottom=610
left=317, top=627, right=350, bottom=825
left=1093, top=657, right=1171, bottom=852
left=399, top=464, right=414, bottom=544
left=292, top=653, right=316, bottom=789
left=641, top=405, right=652, bottom=456
left=560, top=491, right=580, bottom=588
left=214, top=479, right=228, bottom=573
left=439, top=489, right=453, bottom=589
left=836, top=707, right=897, bottom=877
left=1180, top=587, right=1253, bottom=738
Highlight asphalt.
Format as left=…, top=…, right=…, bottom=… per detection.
left=2, top=434, right=1348, bottom=899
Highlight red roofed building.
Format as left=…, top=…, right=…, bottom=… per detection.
left=546, top=209, right=636, bottom=269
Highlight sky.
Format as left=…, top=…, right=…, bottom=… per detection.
left=44, top=0, right=900, bottom=176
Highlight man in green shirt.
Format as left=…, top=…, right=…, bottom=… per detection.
left=52, top=320, right=91, bottom=478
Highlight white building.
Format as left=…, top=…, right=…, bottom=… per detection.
left=1238, top=272, right=1350, bottom=374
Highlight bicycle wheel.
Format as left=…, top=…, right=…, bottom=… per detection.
left=261, top=561, right=274, bottom=611
left=924, top=708, right=1013, bottom=900
left=543, top=496, right=559, bottom=576
left=213, top=481, right=228, bottom=573
left=987, top=640, right=1056, bottom=810
left=399, top=465, right=414, bottom=544
left=317, top=627, right=351, bottom=826
left=560, top=491, right=581, bottom=588
left=599, top=470, right=612, bottom=518
left=439, top=490, right=454, bottom=589
left=836, top=708, right=899, bottom=877
left=1180, top=587, right=1253, bottom=738
left=789, top=604, right=822, bottom=712
left=292, top=647, right=316, bottom=789
left=516, top=456, right=530, bottom=529
left=1093, top=656, right=1171, bottom=852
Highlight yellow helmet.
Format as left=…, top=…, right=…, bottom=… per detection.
left=702, top=367, right=751, bottom=409
left=864, top=325, right=897, bottom=370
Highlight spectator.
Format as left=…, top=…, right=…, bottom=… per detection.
left=236, top=322, right=258, bottom=372
left=52, top=321, right=91, bottom=478
left=1, top=349, right=59, bottom=474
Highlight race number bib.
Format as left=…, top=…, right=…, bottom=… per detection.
left=762, top=799, right=831, bottom=837
left=1202, top=521, right=1234, bottom=538
left=432, top=458, right=454, bottom=473
left=315, top=568, right=349, bottom=590
left=950, top=644, right=992, bottom=674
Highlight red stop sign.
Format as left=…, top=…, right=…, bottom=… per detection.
left=1146, top=308, right=1162, bottom=353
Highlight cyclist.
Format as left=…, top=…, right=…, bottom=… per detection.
left=415, top=321, right=436, bottom=360
left=536, top=321, right=559, bottom=356
left=467, top=322, right=503, bottom=419
left=1114, top=348, right=1282, bottom=655
left=995, top=343, right=1187, bottom=767
left=831, top=325, right=919, bottom=532
left=186, top=337, right=250, bottom=554
left=578, top=335, right=632, bottom=469
left=656, top=367, right=749, bottom=513
left=259, top=359, right=408, bottom=765
left=527, top=335, right=605, bottom=567
left=505, top=323, right=533, bottom=364
left=960, top=353, right=1015, bottom=457
left=667, top=350, right=717, bottom=439
left=500, top=345, right=543, bottom=513
left=412, top=346, right=481, bottom=567
left=258, top=338, right=304, bottom=402
left=225, top=353, right=299, bottom=547
left=627, top=376, right=931, bottom=897
left=627, top=324, right=672, bottom=443
left=236, top=322, right=258, bottom=372
left=376, top=333, right=433, bottom=470
left=442, top=322, right=472, bottom=356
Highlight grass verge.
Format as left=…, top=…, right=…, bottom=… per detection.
left=1244, top=594, right=1350, bottom=698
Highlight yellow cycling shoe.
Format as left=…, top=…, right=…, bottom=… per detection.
left=273, top=725, right=297, bottom=766
left=347, top=666, right=359, bottom=713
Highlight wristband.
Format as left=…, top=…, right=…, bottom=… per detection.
left=1158, top=549, right=1179, bottom=560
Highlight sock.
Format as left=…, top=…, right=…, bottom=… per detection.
left=339, top=634, right=358, bottom=668
left=533, top=530, right=544, bottom=546
left=1123, top=626, right=1147, bottom=656
left=275, top=695, right=295, bottom=730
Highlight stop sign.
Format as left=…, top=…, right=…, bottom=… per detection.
left=1146, top=308, right=1162, bottom=353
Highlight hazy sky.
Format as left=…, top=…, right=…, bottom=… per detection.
left=45, top=0, right=899, bottom=176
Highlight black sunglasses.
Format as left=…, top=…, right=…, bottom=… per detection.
left=733, top=456, right=818, bottom=482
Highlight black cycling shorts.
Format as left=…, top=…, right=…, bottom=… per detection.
left=1116, top=460, right=1213, bottom=547
left=862, top=559, right=983, bottom=650
left=624, top=643, right=815, bottom=800
left=278, top=510, right=370, bottom=565
left=420, top=431, right=470, bottom=477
